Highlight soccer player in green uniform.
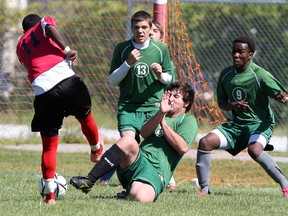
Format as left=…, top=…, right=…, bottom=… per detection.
left=100, top=10, right=173, bottom=184
left=71, top=81, right=198, bottom=202
left=196, top=36, right=288, bottom=198
left=71, top=10, right=175, bottom=192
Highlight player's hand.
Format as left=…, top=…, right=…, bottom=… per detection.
left=151, top=63, right=162, bottom=79
left=276, top=91, right=288, bottom=103
left=231, top=101, right=249, bottom=113
left=66, top=49, right=78, bottom=66
left=160, top=90, right=173, bottom=114
left=126, top=49, right=140, bottom=66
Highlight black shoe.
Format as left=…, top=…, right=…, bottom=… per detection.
left=70, top=176, right=93, bottom=194
left=116, top=191, right=128, bottom=199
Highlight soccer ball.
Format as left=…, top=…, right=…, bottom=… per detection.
left=39, top=173, right=68, bottom=199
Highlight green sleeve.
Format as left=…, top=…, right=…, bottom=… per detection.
left=260, top=70, right=288, bottom=99
left=176, top=115, right=198, bottom=148
left=109, top=44, right=122, bottom=75
left=216, top=70, right=229, bottom=104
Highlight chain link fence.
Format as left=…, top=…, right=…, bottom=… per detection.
left=178, top=0, right=288, bottom=135
left=0, top=0, right=287, bottom=147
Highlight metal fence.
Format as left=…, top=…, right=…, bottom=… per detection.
left=178, top=0, right=288, bottom=133
left=0, top=0, right=287, bottom=146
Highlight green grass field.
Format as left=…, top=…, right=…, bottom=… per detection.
left=0, top=148, right=288, bottom=216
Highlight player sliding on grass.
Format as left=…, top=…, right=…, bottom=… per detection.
left=16, top=14, right=103, bottom=204
left=196, top=36, right=288, bottom=198
left=71, top=81, right=198, bottom=202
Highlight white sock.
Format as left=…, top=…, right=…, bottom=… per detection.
left=90, top=143, right=101, bottom=151
left=168, top=176, right=176, bottom=186
left=44, top=178, right=56, bottom=194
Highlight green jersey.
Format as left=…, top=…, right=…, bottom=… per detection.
left=140, top=114, right=198, bottom=186
left=217, top=61, right=287, bottom=124
left=110, top=38, right=173, bottom=112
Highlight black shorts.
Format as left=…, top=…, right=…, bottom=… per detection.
left=31, top=75, right=91, bottom=133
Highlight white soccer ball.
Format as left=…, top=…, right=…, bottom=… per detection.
left=39, top=173, right=68, bottom=199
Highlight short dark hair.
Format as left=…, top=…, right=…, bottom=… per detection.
left=233, top=36, right=256, bottom=53
left=22, top=14, right=41, bottom=33
left=131, top=10, right=152, bottom=28
left=167, top=81, right=195, bottom=113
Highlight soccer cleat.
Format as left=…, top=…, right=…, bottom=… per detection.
left=44, top=198, right=56, bottom=205
left=43, top=192, right=56, bottom=205
left=282, top=187, right=288, bottom=198
left=70, top=176, right=93, bottom=194
left=167, top=184, right=177, bottom=191
left=116, top=191, right=128, bottom=199
left=197, top=190, right=211, bottom=196
left=90, top=144, right=103, bottom=163
left=117, top=183, right=123, bottom=188
left=100, top=179, right=110, bottom=185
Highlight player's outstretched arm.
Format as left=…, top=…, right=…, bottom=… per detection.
left=45, top=25, right=78, bottom=66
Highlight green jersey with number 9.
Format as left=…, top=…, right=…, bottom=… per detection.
left=217, top=61, right=287, bottom=124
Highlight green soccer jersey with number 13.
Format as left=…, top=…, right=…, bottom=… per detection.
left=109, top=38, right=173, bottom=112
left=217, top=61, right=287, bottom=124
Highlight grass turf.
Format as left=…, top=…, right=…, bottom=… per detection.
left=0, top=148, right=287, bottom=216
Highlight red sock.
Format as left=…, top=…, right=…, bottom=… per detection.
left=41, top=135, right=58, bottom=179
left=78, top=111, right=99, bottom=145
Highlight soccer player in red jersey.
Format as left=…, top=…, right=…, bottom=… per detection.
left=16, top=14, right=103, bottom=204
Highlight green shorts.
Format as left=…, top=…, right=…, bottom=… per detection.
left=116, top=151, right=165, bottom=201
left=217, top=121, right=274, bottom=155
left=117, top=109, right=158, bottom=142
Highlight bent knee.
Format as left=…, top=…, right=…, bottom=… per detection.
left=248, top=143, right=264, bottom=159
left=128, top=191, right=154, bottom=203
left=199, top=134, right=219, bottom=151
left=128, top=182, right=155, bottom=203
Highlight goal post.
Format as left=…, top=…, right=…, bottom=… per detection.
left=153, top=0, right=168, bottom=42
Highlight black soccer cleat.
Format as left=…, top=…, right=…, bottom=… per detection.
left=115, top=191, right=128, bottom=199
left=70, top=176, right=93, bottom=194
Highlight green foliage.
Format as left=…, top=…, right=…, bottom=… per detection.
left=179, top=3, right=288, bottom=126
left=0, top=148, right=288, bottom=216
left=3, top=0, right=288, bottom=139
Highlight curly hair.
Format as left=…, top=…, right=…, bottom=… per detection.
left=233, top=36, right=256, bottom=53
left=22, top=14, right=41, bottom=33
left=167, top=81, right=195, bottom=113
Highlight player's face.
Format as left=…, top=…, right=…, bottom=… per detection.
left=168, top=90, right=187, bottom=115
left=132, top=20, right=151, bottom=44
left=150, top=23, right=162, bottom=41
left=232, top=42, right=253, bottom=72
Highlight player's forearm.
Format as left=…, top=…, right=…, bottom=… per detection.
left=140, top=111, right=166, bottom=138
left=108, top=61, right=130, bottom=86
left=161, top=120, right=188, bottom=155
left=45, top=25, right=67, bottom=50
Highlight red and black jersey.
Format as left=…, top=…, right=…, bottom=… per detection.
left=16, top=16, right=66, bottom=83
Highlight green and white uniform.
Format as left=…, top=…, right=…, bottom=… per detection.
left=117, top=114, right=198, bottom=199
left=216, top=61, right=287, bottom=153
left=110, top=38, right=173, bottom=112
